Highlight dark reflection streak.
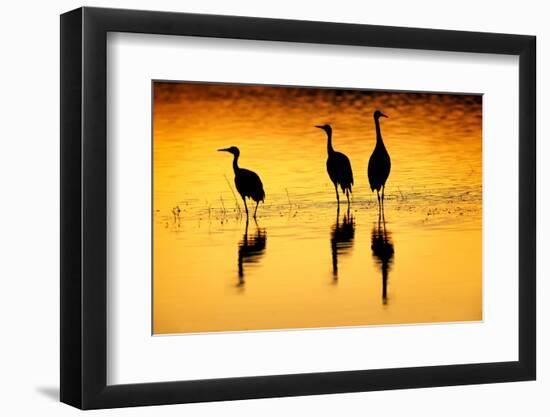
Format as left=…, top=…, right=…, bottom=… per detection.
left=371, top=211, right=394, bottom=304
left=237, top=219, right=267, bottom=287
left=330, top=206, right=355, bottom=281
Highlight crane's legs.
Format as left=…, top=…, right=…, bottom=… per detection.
left=334, top=184, right=340, bottom=206
left=253, top=201, right=259, bottom=219
left=345, top=189, right=350, bottom=208
left=242, top=197, right=249, bottom=219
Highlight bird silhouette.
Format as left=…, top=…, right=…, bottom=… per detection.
left=368, top=110, right=391, bottom=212
left=315, top=124, right=354, bottom=206
left=218, top=146, right=265, bottom=219
left=371, top=214, right=394, bottom=304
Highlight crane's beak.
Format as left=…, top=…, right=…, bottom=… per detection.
left=217, top=148, right=230, bottom=152
left=380, top=113, right=389, bottom=118
left=315, top=125, right=323, bottom=129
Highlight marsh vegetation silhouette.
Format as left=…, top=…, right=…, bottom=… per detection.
left=171, top=205, right=181, bottom=229
left=371, top=214, right=395, bottom=304
left=330, top=207, right=355, bottom=280
left=218, top=146, right=265, bottom=219
left=368, top=110, right=391, bottom=212
left=315, top=124, right=354, bottom=207
left=237, top=219, right=267, bottom=286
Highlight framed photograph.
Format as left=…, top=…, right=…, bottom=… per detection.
left=60, top=6, right=536, bottom=409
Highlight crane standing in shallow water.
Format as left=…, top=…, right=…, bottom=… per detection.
left=218, top=146, right=265, bottom=219
left=315, top=124, right=354, bottom=207
left=368, top=110, right=391, bottom=211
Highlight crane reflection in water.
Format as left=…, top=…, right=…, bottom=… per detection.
left=371, top=212, right=395, bottom=304
left=330, top=207, right=355, bottom=281
left=237, top=219, right=267, bottom=287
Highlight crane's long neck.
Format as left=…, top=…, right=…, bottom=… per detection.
left=232, top=153, right=240, bottom=174
left=327, top=131, right=334, bottom=155
left=375, top=117, right=384, bottom=147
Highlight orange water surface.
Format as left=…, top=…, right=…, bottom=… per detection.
left=153, top=82, right=482, bottom=334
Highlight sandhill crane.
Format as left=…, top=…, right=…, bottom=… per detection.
left=368, top=110, right=391, bottom=211
left=218, top=146, right=265, bottom=219
left=315, top=124, right=354, bottom=207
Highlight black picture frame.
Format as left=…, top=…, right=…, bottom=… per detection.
left=60, top=6, right=536, bottom=410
